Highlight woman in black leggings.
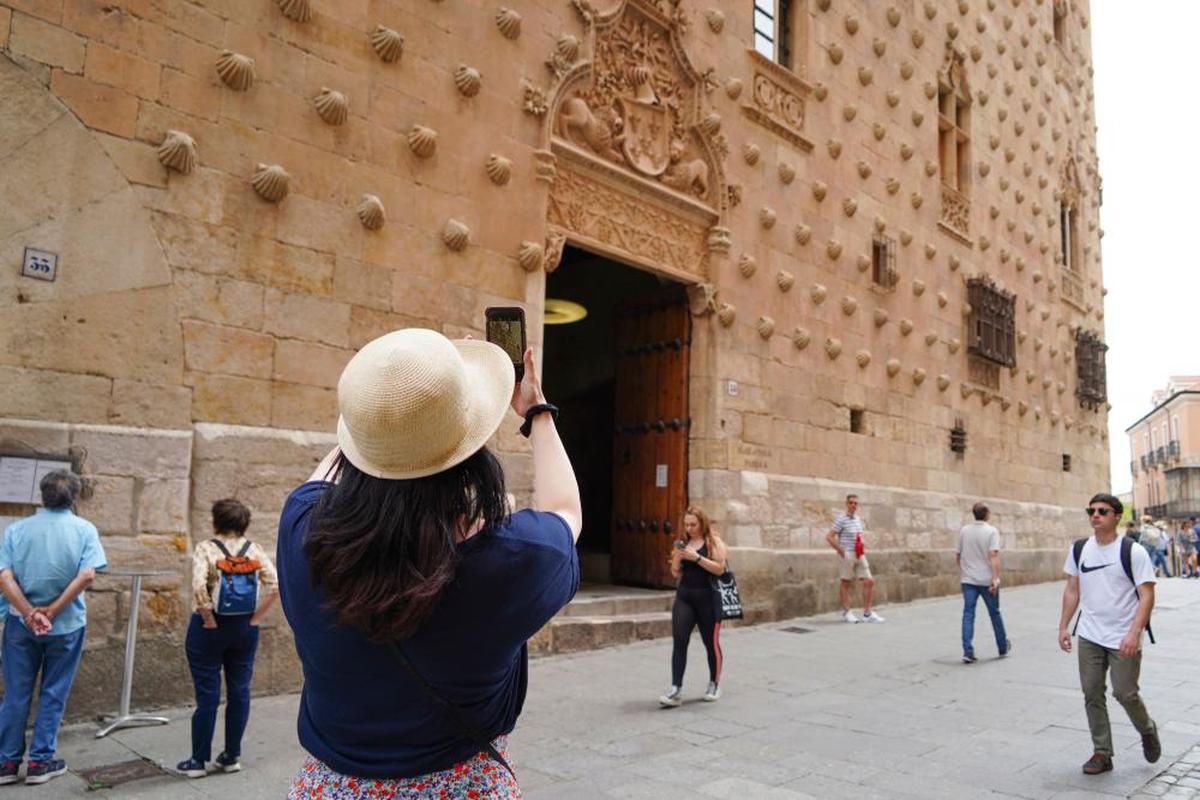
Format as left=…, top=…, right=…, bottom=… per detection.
left=659, top=506, right=728, bottom=707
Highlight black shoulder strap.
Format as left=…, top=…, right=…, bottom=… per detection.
left=236, top=541, right=252, bottom=558
left=1120, top=538, right=1155, bottom=644
left=389, top=643, right=515, bottom=779
left=1072, top=537, right=1087, bottom=568
left=210, top=539, right=233, bottom=559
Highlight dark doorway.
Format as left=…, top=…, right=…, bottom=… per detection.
left=543, top=246, right=690, bottom=588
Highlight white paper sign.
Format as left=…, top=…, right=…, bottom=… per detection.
left=0, top=458, right=37, bottom=504
left=655, top=464, right=668, bottom=488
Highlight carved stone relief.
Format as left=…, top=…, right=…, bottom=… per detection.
left=741, top=50, right=814, bottom=152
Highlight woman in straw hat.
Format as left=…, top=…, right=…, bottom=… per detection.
left=279, top=329, right=582, bottom=799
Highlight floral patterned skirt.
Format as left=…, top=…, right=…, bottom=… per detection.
left=288, top=737, right=521, bottom=800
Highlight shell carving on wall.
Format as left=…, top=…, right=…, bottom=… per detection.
left=825, top=338, right=843, bottom=359
left=792, top=327, right=811, bottom=350
left=370, top=26, right=405, bottom=63
left=251, top=163, right=290, bottom=202
left=216, top=51, right=255, bottom=91
left=495, top=7, right=522, bottom=39
left=485, top=154, right=512, bottom=185
left=517, top=241, right=544, bottom=272
left=738, top=254, right=757, bottom=278
left=756, top=316, right=775, bottom=339
left=717, top=303, right=737, bottom=327
left=886, top=359, right=901, bottom=377
left=856, top=350, right=871, bottom=368
left=408, top=125, right=438, bottom=158
left=776, top=270, right=794, bottom=292
left=314, top=88, right=349, bottom=125
left=275, top=0, right=312, bottom=22
left=454, top=65, right=482, bottom=98
left=357, top=194, right=385, bottom=230
left=157, top=130, right=196, bottom=174
left=442, top=219, right=470, bottom=251
left=706, top=9, right=725, bottom=33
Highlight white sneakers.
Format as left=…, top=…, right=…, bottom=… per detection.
left=843, top=609, right=886, bottom=623
left=843, top=609, right=861, bottom=623
left=659, top=683, right=722, bottom=706
left=862, top=610, right=886, bottom=623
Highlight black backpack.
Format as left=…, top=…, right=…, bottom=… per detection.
left=1070, top=537, right=1155, bottom=644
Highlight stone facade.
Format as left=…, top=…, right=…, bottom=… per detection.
left=0, top=0, right=1107, bottom=715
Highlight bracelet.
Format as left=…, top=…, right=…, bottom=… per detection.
left=519, top=402, right=559, bottom=438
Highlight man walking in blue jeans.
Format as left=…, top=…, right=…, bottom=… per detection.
left=957, top=502, right=1010, bottom=664
left=0, top=470, right=106, bottom=785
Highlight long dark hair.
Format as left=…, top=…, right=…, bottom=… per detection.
left=305, top=448, right=507, bottom=641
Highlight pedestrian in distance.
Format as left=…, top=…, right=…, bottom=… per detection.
left=1058, top=493, right=1160, bottom=775
left=1154, top=521, right=1172, bottom=577
left=1140, top=518, right=1169, bottom=577
left=658, top=506, right=727, bottom=708
left=956, top=502, right=1010, bottom=664
left=175, top=498, right=279, bottom=779
left=0, top=470, right=106, bottom=786
left=1184, top=518, right=1200, bottom=578
left=1123, top=521, right=1140, bottom=544
left=825, top=494, right=885, bottom=623
left=280, top=330, right=581, bottom=799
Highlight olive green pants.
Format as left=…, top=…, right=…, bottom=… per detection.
left=1078, top=636, right=1156, bottom=756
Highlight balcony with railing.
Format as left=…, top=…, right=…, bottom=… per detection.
left=1130, top=460, right=1138, bottom=475
left=1156, top=446, right=1166, bottom=465
left=1169, top=440, right=1180, bottom=459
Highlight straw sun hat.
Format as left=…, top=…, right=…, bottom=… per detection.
left=335, top=328, right=515, bottom=480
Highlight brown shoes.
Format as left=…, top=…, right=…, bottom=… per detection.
left=1143, top=729, right=1162, bottom=763
left=1082, top=753, right=1113, bottom=775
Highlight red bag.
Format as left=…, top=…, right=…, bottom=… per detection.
left=854, top=532, right=865, bottom=558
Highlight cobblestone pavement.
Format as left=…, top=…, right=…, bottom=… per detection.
left=29, top=577, right=1200, bottom=798
left=1132, top=746, right=1200, bottom=799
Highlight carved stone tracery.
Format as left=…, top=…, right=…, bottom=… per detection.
left=741, top=50, right=814, bottom=152
left=546, top=0, right=725, bottom=280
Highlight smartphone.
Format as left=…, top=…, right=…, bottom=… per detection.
left=485, top=306, right=526, bottom=382
left=672, top=541, right=687, bottom=550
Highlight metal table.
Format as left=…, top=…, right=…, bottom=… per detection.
left=95, top=569, right=177, bottom=738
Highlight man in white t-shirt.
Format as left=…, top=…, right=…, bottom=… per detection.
left=1058, top=493, right=1160, bottom=776
left=956, top=502, right=1010, bottom=663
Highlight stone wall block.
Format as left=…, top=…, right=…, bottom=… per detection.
left=71, top=425, right=192, bottom=480
left=137, top=478, right=189, bottom=534
left=108, top=380, right=192, bottom=429
left=192, top=422, right=335, bottom=467
left=0, top=367, right=112, bottom=425
left=272, top=340, right=352, bottom=389
left=270, top=382, right=337, bottom=431
left=190, top=461, right=308, bottom=517
left=10, top=12, right=85, bottom=72
left=740, top=470, right=769, bottom=496
left=263, top=290, right=351, bottom=348
left=189, top=373, right=272, bottom=426
left=0, top=418, right=70, bottom=454
left=97, top=534, right=187, bottom=579
left=76, top=474, right=135, bottom=534
left=83, top=39, right=160, bottom=100
left=182, top=320, right=275, bottom=380
left=48, top=69, right=138, bottom=137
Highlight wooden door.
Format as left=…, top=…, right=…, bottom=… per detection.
left=611, top=290, right=690, bottom=588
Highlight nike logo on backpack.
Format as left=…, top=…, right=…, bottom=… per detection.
left=1080, top=562, right=1112, bottom=573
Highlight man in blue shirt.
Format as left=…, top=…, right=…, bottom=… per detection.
left=0, top=470, right=106, bottom=786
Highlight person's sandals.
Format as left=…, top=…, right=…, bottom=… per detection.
left=1142, top=730, right=1162, bottom=763
left=1081, top=753, right=1113, bottom=774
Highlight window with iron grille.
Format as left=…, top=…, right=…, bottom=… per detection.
left=1075, top=329, right=1107, bottom=409
left=753, top=0, right=793, bottom=67
left=1053, top=0, right=1067, bottom=47
left=871, top=236, right=898, bottom=289
left=966, top=277, right=1016, bottom=367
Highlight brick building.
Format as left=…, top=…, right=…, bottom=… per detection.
left=0, top=0, right=1108, bottom=714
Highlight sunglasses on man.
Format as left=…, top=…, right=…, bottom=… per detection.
left=1084, top=507, right=1113, bottom=517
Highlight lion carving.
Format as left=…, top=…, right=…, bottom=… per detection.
left=661, top=140, right=709, bottom=198
left=555, top=96, right=624, bottom=162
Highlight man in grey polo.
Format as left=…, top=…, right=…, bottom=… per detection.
left=957, top=502, right=1010, bottom=663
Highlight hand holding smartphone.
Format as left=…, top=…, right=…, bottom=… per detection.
left=485, top=306, right=526, bottom=382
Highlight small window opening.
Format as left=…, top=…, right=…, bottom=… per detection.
left=871, top=236, right=897, bottom=288
left=950, top=420, right=967, bottom=455
left=754, top=0, right=794, bottom=68
left=850, top=408, right=864, bottom=434
left=1062, top=453, right=1072, bottom=472
left=1053, top=0, right=1067, bottom=46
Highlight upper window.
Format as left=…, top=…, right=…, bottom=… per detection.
left=1053, top=0, right=1068, bottom=47
left=871, top=236, right=898, bottom=289
left=938, top=48, right=971, bottom=196
left=966, top=277, right=1016, bottom=367
left=753, top=0, right=794, bottom=68
left=1075, top=330, right=1107, bottom=410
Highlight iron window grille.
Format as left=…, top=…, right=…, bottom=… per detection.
left=871, top=236, right=898, bottom=289
left=1075, top=329, right=1107, bottom=409
left=966, top=277, right=1016, bottom=368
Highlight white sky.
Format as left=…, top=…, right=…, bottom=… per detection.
left=1093, top=2, right=1200, bottom=494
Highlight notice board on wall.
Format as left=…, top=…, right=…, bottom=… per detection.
left=0, top=456, right=73, bottom=506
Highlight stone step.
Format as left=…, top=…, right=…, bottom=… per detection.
left=559, top=592, right=675, bottom=618
left=545, top=611, right=674, bottom=654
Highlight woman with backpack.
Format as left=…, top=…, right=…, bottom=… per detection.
left=280, top=330, right=581, bottom=799
left=176, top=498, right=278, bottom=778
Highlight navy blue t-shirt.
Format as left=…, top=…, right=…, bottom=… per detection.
left=277, top=481, right=579, bottom=779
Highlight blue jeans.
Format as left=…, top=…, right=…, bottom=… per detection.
left=961, top=583, right=1008, bottom=657
left=0, top=620, right=85, bottom=763
left=185, top=613, right=259, bottom=762
left=1151, top=548, right=1171, bottom=577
